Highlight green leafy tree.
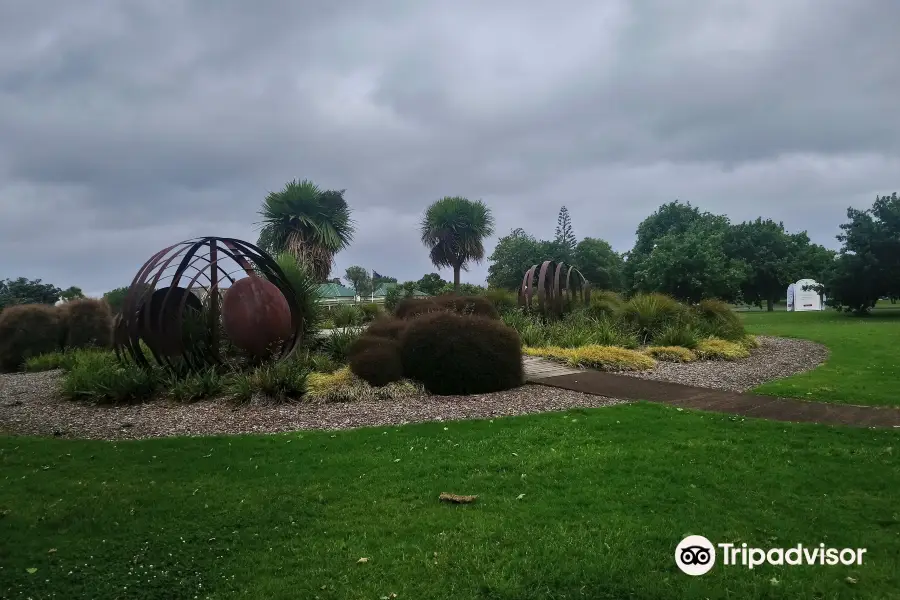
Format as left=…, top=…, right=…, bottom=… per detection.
left=437, top=282, right=486, bottom=295
left=344, top=266, right=373, bottom=297
left=420, top=196, right=495, bottom=291
left=624, top=201, right=728, bottom=291
left=487, top=229, right=569, bottom=290
left=824, top=192, right=900, bottom=313
left=0, top=278, right=62, bottom=311
left=102, top=287, right=129, bottom=315
left=384, top=281, right=420, bottom=311
left=554, top=206, right=577, bottom=263
left=634, top=219, right=746, bottom=303
left=416, top=273, right=447, bottom=296
left=573, top=237, right=624, bottom=291
left=256, top=179, right=355, bottom=281
left=724, top=219, right=797, bottom=311
left=60, top=286, right=84, bottom=302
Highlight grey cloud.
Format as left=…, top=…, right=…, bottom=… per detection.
left=1, top=0, right=898, bottom=294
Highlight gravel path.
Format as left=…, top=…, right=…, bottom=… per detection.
left=0, top=371, right=627, bottom=440
left=616, top=335, right=829, bottom=391
left=0, top=335, right=828, bottom=440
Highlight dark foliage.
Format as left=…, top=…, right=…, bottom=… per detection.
left=0, top=304, right=63, bottom=371
left=691, top=299, right=745, bottom=340
left=60, top=298, right=114, bottom=349
left=394, top=298, right=444, bottom=319
left=400, top=311, right=523, bottom=395
left=485, top=288, right=518, bottom=313
left=346, top=333, right=398, bottom=359
left=349, top=340, right=404, bottom=387
left=365, top=316, right=408, bottom=340
left=359, top=303, right=383, bottom=322
left=436, top=294, right=500, bottom=320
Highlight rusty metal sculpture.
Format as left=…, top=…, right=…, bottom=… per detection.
left=115, top=237, right=303, bottom=372
left=518, top=261, right=591, bottom=318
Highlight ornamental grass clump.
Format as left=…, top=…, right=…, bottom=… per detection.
left=643, top=346, right=697, bottom=362
left=694, top=337, right=750, bottom=361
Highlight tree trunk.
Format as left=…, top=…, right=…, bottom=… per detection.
left=766, top=296, right=774, bottom=312
left=453, top=266, right=461, bottom=291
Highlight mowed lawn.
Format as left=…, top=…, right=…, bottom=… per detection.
left=742, top=307, right=900, bottom=406
left=2, top=403, right=899, bottom=600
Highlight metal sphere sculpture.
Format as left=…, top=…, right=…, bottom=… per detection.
left=519, top=260, right=591, bottom=318
left=115, top=237, right=303, bottom=372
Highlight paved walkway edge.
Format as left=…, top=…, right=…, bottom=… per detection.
left=530, top=370, right=900, bottom=428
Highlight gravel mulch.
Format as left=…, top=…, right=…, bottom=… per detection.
left=0, top=335, right=829, bottom=440
left=0, top=371, right=627, bottom=441
left=615, top=335, right=829, bottom=391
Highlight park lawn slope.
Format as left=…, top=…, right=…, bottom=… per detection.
left=2, top=403, right=898, bottom=600
left=742, top=309, right=900, bottom=407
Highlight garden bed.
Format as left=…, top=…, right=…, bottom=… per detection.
left=0, top=335, right=829, bottom=440
left=613, top=335, right=829, bottom=391
left=0, top=371, right=625, bottom=440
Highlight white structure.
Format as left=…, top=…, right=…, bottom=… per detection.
left=791, top=278, right=824, bottom=311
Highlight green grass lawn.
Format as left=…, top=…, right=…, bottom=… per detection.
left=2, top=403, right=898, bottom=599
left=742, top=308, right=900, bottom=406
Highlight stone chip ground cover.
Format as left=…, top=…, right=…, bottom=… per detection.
left=2, top=335, right=827, bottom=440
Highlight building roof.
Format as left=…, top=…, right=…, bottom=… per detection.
left=372, top=283, right=428, bottom=297
left=316, top=283, right=356, bottom=298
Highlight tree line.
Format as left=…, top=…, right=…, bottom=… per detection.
left=3, top=176, right=896, bottom=317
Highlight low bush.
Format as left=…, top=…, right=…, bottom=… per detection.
left=0, top=304, right=63, bottom=372
left=332, top=304, right=363, bottom=327
left=569, top=345, right=656, bottom=371
left=691, top=299, right=745, bottom=341
left=394, top=298, right=443, bottom=320
left=24, top=350, right=76, bottom=372
left=316, top=327, right=365, bottom=363
left=349, top=340, right=404, bottom=387
left=306, top=367, right=423, bottom=402
left=485, top=288, right=518, bottom=313
left=167, top=368, right=227, bottom=403
left=400, top=311, right=523, bottom=395
left=739, top=335, right=761, bottom=350
left=437, top=294, right=501, bottom=320
left=695, top=337, right=750, bottom=361
left=60, top=298, right=113, bottom=349
left=347, top=333, right=397, bottom=359
left=644, top=346, right=697, bottom=362
left=62, top=351, right=162, bottom=404
left=619, top=293, right=685, bottom=344
left=653, top=322, right=699, bottom=349
left=241, top=357, right=309, bottom=402
left=525, top=344, right=655, bottom=371
left=359, top=303, right=383, bottom=322
left=365, top=316, right=407, bottom=340
left=585, top=290, right=624, bottom=320
left=305, top=352, right=340, bottom=374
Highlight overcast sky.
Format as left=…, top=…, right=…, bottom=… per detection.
left=1, top=0, right=898, bottom=296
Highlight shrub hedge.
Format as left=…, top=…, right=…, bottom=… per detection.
left=0, top=304, right=63, bottom=372
left=60, top=298, right=113, bottom=349
left=363, top=316, right=407, bottom=340
left=349, top=340, right=404, bottom=387
left=400, top=311, right=523, bottom=395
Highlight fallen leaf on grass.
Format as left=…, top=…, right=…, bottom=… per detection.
left=48, top=548, right=57, bottom=554
left=439, top=492, right=477, bottom=504
left=26, top=568, right=37, bottom=574
left=516, top=494, right=525, bottom=500
left=845, top=577, right=858, bottom=584
left=357, top=557, right=369, bottom=564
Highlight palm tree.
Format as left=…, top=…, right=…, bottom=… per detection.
left=256, top=179, right=355, bottom=282
left=420, top=197, right=495, bottom=291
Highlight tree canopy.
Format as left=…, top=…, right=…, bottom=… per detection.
left=0, top=278, right=62, bottom=311
left=420, top=196, right=495, bottom=290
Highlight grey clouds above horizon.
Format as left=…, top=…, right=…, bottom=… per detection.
left=1, top=0, right=898, bottom=296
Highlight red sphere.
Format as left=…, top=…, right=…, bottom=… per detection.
left=221, top=277, right=293, bottom=357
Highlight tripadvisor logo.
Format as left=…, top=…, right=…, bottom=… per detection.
left=675, top=536, right=867, bottom=575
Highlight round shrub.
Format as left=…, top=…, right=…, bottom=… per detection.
left=365, top=316, right=408, bottom=340
left=0, top=304, right=63, bottom=371
left=586, top=290, right=624, bottom=319
left=435, top=294, right=500, bottom=320
left=400, top=311, right=523, bottom=395
left=60, top=298, right=114, bottom=349
left=347, top=333, right=397, bottom=359
left=349, top=339, right=404, bottom=387
left=619, top=293, right=685, bottom=343
left=644, top=345, right=697, bottom=362
left=394, top=298, right=444, bottom=320
left=691, top=299, right=745, bottom=341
